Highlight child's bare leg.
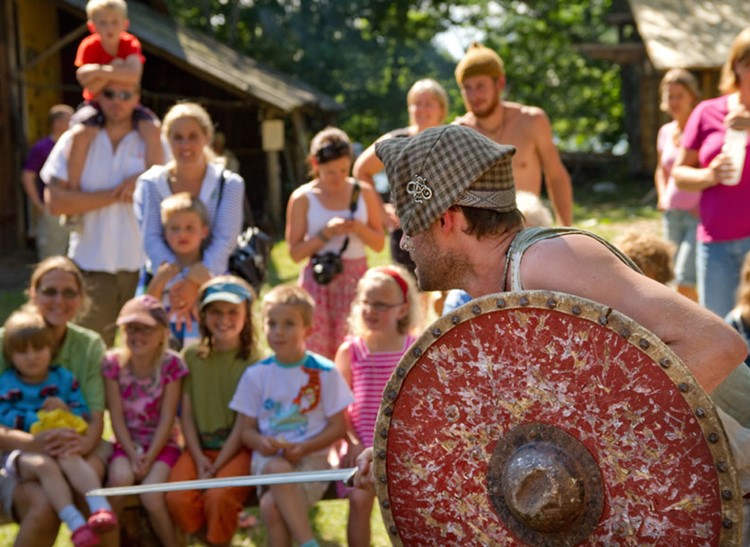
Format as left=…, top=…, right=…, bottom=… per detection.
left=106, top=456, right=134, bottom=516
left=58, top=454, right=115, bottom=527
left=259, top=491, right=293, bottom=547
left=261, top=458, right=316, bottom=545
left=137, top=118, right=165, bottom=167
left=16, top=452, right=74, bottom=512
left=346, top=488, right=375, bottom=547
left=139, top=462, right=179, bottom=547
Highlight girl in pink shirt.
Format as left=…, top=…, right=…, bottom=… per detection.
left=334, top=265, right=420, bottom=547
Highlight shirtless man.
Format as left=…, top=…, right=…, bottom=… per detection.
left=454, top=42, right=573, bottom=226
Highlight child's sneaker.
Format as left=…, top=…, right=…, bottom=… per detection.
left=71, top=525, right=99, bottom=547
left=87, top=509, right=118, bottom=534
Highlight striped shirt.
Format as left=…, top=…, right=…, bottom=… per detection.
left=347, top=334, right=416, bottom=447
left=134, top=162, right=244, bottom=276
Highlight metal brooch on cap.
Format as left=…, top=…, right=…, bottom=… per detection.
left=406, top=175, right=433, bottom=203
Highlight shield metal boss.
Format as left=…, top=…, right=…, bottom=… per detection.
left=373, top=291, right=741, bottom=546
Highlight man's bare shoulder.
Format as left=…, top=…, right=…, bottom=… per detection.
left=505, top=101, right=548, bottom=121
left=453, top=112, right=476, bottom=127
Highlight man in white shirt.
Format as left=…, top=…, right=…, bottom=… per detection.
left=41, top=81, right=166, bottom=346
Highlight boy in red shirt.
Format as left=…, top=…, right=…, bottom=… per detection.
left=65, top=0, right=164, bottom=229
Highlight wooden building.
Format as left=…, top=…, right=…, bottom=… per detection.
left=0, top=0, right=341, bottom=253
left=581, top=0, right=750, bottom=176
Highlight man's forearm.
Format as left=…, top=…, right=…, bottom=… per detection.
left=46, top=183, right=117, bottom=216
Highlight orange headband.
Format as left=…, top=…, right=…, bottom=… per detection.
left=375, top=266, right=408, bottom=302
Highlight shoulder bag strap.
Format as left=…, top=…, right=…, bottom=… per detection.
left=337, top=180, right=361, bottom=256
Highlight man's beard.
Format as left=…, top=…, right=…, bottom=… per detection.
left=471, top=93, right=500, bottom=119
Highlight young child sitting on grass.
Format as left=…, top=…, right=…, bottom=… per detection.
left=0, top=307, right=116, bottom=547
left=147, top=192, right=212, bottom=349
left=231, top=285, right=354, bottom=547
left=64, top=0, right=164, bottom=230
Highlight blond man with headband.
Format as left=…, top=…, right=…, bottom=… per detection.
left=454, top=42, right=573, bottom=226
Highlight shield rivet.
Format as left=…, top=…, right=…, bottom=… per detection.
left=571, top=305, right=582, bottom=315
left=384, top=406, right=393, bottom=417
left=695, top=407, right=706, bottom=418
left=379, top=475, right=387, bottom=484
left=381, top=500, right=390, bottom=510
left=721, top=489, right=733, bottom=500
left=639, top=339, right=650, bottom=350
left=546, top=298, right=557, bottom=309
left=387, top=390, right=397, bottom=401
left=380, top=429, right=388, bottom=439
left=620, top=328, right=631, bottom=339
left=598, top=315, right=608, bottom=325
left=451, top=315, right=460, bottom=324
left=519, top=296, right=529, bottom=306
left=717, top=460, right=729, bottom=472
left=722, top=518, right=734, bottom=529
left=396, top=368, right=406, bottom=378
left=496, top=298, right=506, bottom=308
left=432, top=328, right=442, bottom=337
left=659, top=358, right=671, bottom=368
left=472, top=304, right=482, bottom=315
left=377, top=449, right=386, bottom=459
left=678, top=383, right=689, bottom=393
left=388, top=525, right=398, bottom=535
left=412, top=347, right=422, bottom=357
left=708, top=432, right=720, bottom=444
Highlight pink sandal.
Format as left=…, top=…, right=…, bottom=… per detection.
left=71, top=525, right=99, bottom=547
left=87, top=509, right=118, bottom=535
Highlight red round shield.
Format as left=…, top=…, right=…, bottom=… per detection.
left=373, top=291, right=741, bottom=545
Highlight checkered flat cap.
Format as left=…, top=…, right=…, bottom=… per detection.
left=375, top=125, right=517, bottom=235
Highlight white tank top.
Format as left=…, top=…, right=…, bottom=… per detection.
left=306, top=186, right=368, bottom=259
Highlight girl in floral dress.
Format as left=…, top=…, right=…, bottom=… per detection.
left=102, top=295, right=188, bottom=547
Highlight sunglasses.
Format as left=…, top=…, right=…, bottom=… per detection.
left=38, top=287, right=80, bottom=299
left=101, top=89, right=135, bottom=101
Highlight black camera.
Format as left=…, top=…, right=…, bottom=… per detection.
left=311, top=252, right=343, bottom=285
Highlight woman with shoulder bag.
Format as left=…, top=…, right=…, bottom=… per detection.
left=286, top=127, right=384, bottom=359
left=134, top=102, right=244, bottom=332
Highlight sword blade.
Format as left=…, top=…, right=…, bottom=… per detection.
left=87, top=467, right=357, bottom=497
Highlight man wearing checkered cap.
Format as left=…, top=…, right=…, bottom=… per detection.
left=347, top=124, right=748, bottom=494
left=453, top=42, right=574, bottom=227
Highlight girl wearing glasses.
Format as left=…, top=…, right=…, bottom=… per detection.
left=334, top=265, right=419, bottom=547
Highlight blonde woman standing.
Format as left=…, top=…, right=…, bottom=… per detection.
left=134, top=102, right=244, bottom=325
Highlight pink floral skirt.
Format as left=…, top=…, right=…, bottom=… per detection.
left=300, top=257, right=368, bottom=359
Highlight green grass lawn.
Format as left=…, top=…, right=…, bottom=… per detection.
left=0, top=179, right=659, bottom=545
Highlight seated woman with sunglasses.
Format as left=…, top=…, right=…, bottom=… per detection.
left=0, top=256, right=114, bottom=543
left=286, top=127, right=384, bottom=359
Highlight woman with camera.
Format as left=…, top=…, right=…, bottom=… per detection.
left=286, top=127, right=384, bottom=358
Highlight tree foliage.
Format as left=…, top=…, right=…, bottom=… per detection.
left=164, top=0, right=623, bottom=151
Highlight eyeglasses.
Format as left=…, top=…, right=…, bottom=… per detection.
left=361, top=300, right=402, bottom=313
left=124, top=324, right=158, bottom=336
left=38, top=287, right=80, bottom=299
left=101, top=89, right=135, bottom=101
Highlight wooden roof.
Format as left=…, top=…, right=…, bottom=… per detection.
left=629, top=0, right=750, bottom=70
left=60, top=0, right=341, bottom=113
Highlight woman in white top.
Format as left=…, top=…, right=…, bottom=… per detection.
left=286, top=127, right=384, bottom=359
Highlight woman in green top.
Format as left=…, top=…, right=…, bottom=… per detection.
left=0, top=257, right=107, bottom=466
left=0, top=256, right=109, bottom=541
